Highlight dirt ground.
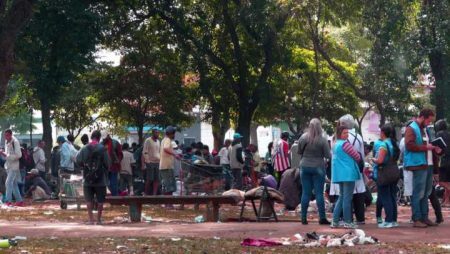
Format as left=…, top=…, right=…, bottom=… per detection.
left=0, top=200, right=449, bottom=253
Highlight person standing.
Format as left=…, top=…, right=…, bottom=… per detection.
left=298, top=118, right=331, bottom=225
left=218, top=139, right=232, bottom=190
left=33, top=140, right=46, bottom=179
left=143, top=127, right=160, bottom=195
left=435, top=119, right=450, bottom=208
left=103, top=134, right=123, bottom=196
left=273, top=132, right=291, bottom=183
left=229, top=133, right=245, bottom=190
left=290, top=140, right=301, bottom=172
left=404, top=108, right=440, bottom=228
left=1, top=129, right=23, bottom=206
left=371, top=124, right=400, bottom=228
left=331, top=126, right=362, bottom=229
left=119, top=143, right=135, bottom=195
left=159, top=126, right=180, bottom=199
left=339, top=114, right=367, bottom=224
left=76, top=130, right=110, bottom=225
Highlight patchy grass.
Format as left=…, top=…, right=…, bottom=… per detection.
left=1, top=237, right=447, bottom=254
left=0, top=200, right=301, bottom=224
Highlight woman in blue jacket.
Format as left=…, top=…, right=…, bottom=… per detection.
left=331, top=126, right=362, bottom=229
left=371, top=124, right=400, bottom=228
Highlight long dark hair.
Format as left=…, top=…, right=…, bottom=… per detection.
left=380, top=124, right=400, bottom=161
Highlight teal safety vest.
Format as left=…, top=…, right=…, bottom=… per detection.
left=404, top=121, right=427, bottom=168
left=331, top=139, right=361, bottom=183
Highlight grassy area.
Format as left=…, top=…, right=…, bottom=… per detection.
left=0, top=201, right=301, bottom=223
left=1, top=237, right=447, bottom=254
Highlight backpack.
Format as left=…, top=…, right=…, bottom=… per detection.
left=84, top=144, right=106, bottom=185
left=18, top=147, right=35, bottom=171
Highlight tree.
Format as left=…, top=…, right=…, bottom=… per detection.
left=16, top=0, right=103, bottom=159
left=0, top=0, right=36, bottom=102
left=53, top=73, right=100, bottom=138
left=0, top=77, right=36, bottom=134
left=93, top=45, right=193, bottom=144
left=419, top=0, right=450, bottom=120
left=104, top=0, right=291, bottom=146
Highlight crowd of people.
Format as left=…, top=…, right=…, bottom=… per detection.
left=0, top=108, right=449, bottom=227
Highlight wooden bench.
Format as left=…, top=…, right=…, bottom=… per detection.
left=106, top=196, right=239, bottom=222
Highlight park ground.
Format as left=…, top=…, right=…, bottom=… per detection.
left=0, top=200, right=449, bottom=253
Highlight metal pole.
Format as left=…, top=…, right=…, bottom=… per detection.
left=29, top=108, right=33, bottom=147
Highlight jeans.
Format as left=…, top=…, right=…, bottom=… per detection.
left=231, top=168, right=242, bottom=190
left=353, top=192, right=366, bottom=223
left=5, top=169, right=23, bottom=203
left=108, top=171, right=119, bottom=196
left=429, top=184, right=443, bottom=222
left=333, top=181, right=355, bottom=224
left=377, top=183, right=398, bottom=222
left=411, top=167, right=433, bottom=221
left=300, top=167, right=326, bottom=220
left=222, top=164, right=233, bottom=191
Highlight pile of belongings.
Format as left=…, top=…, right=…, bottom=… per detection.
left=241, top=229, right=378, bottom=248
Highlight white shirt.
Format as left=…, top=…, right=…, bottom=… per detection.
left=218, top=147, right=230, bottom=165
left=120, top=151, right=135, bottom=175
left=424, top=129, right=433, bottom=166
left=33, top=146, right=46, bottom=172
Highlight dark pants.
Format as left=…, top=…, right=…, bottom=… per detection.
left=429, top=185, right=443, bottom=222
left=222, top=164, right=233, bottom=191
left=231, top=168, right=242, bottom=190
left=300, top=167, right=326, bottom=220
left=108, top=171, right=119, bottom=196
left=353, top=192, right=366, bottom=223
left=377, top=183, right=398, bottom=222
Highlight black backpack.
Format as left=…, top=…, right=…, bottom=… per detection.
left=84, top=144, right=106, bottom=185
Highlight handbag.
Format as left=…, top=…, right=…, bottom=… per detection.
left=377, top=143, right=400, bottom=186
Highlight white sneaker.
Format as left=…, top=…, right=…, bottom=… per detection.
left=378, top=222, right=394, bottom=228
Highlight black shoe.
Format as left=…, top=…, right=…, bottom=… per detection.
left=319, top=218, right=331, bottom=225
left=436, top=217, right=444, bottom=224
left=301, top=218, right=308, bottom=225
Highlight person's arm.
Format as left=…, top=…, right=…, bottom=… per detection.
left=342, top=141, right=361, bottom=161
left=40, top=149, right=46, bottom=163
left=6, top=140, right=22, bottom=161
left=323, top=139, right=331, bottom=159
left=372, top=147, right=387, bottom=165
left=163, top=140, right=181, bottom=159
left=236, top=147, right=244, bottom=164
left=405, top=126, right=431, bottom=152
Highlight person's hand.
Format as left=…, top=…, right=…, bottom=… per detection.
left=175, top=154, right=182, bottom=160
left=426, top=144, right=435, bottom=150
left=434, top=146, right=442, bottom=154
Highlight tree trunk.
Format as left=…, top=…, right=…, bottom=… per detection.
left=429, top=51, right=446, bottom=120
left=250, top=122, right=258, bottom=145
left=211, top=108, right=230, bottom=151
left=40, top=99, right=53, bottom=170
left=236, top=105, right=253, bottom=147
left=0, top=0, right=36, bottom=102
left=137, top=124, right=144, bottom=146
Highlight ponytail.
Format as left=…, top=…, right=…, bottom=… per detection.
left=380, top=124, right=400, bottom=161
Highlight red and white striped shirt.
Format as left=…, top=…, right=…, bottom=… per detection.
left=273, top=139, right=290, bottom=172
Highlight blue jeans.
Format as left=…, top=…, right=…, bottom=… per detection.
left=333, top=181, right=355, bottom=224
left=411, top=167, right=433, bottom=221
left=5, top=170, right=23, bottom=203
left=300, top=167, right=326, bottom=220
left=377, top=183, right=398, bottom=222
left=108, top=171, right=119, bottom=196
left=222, top=164, right=233, bottom=191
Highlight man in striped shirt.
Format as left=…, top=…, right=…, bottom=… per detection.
left=273, top=132, right=291, bottom=182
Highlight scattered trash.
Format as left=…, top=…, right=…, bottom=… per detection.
left=171, top=237, right=181, bottom=242
left=12, top=236, right=27, bottom=241
left=241, top=238, right=283, bottom=247
left=113, top=217, right=130, bottom=224
left=43, top=211, right=54, bottom=215
left=116, top=245, right=128, bottom=251
left=438, top=244, right=450, bottom=250
left=0, top=239, right=17, bottom=248
left=213, top=236, right=221, bottom=240
left=50, top=237, right=58, bottom=240
left=194, top=215, right=205, bottom=223
left=242, top=229, right=378, bottom=248
left=127, top=239, right=138, bottom=241
left=141, top=214, right=153, bottom=223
